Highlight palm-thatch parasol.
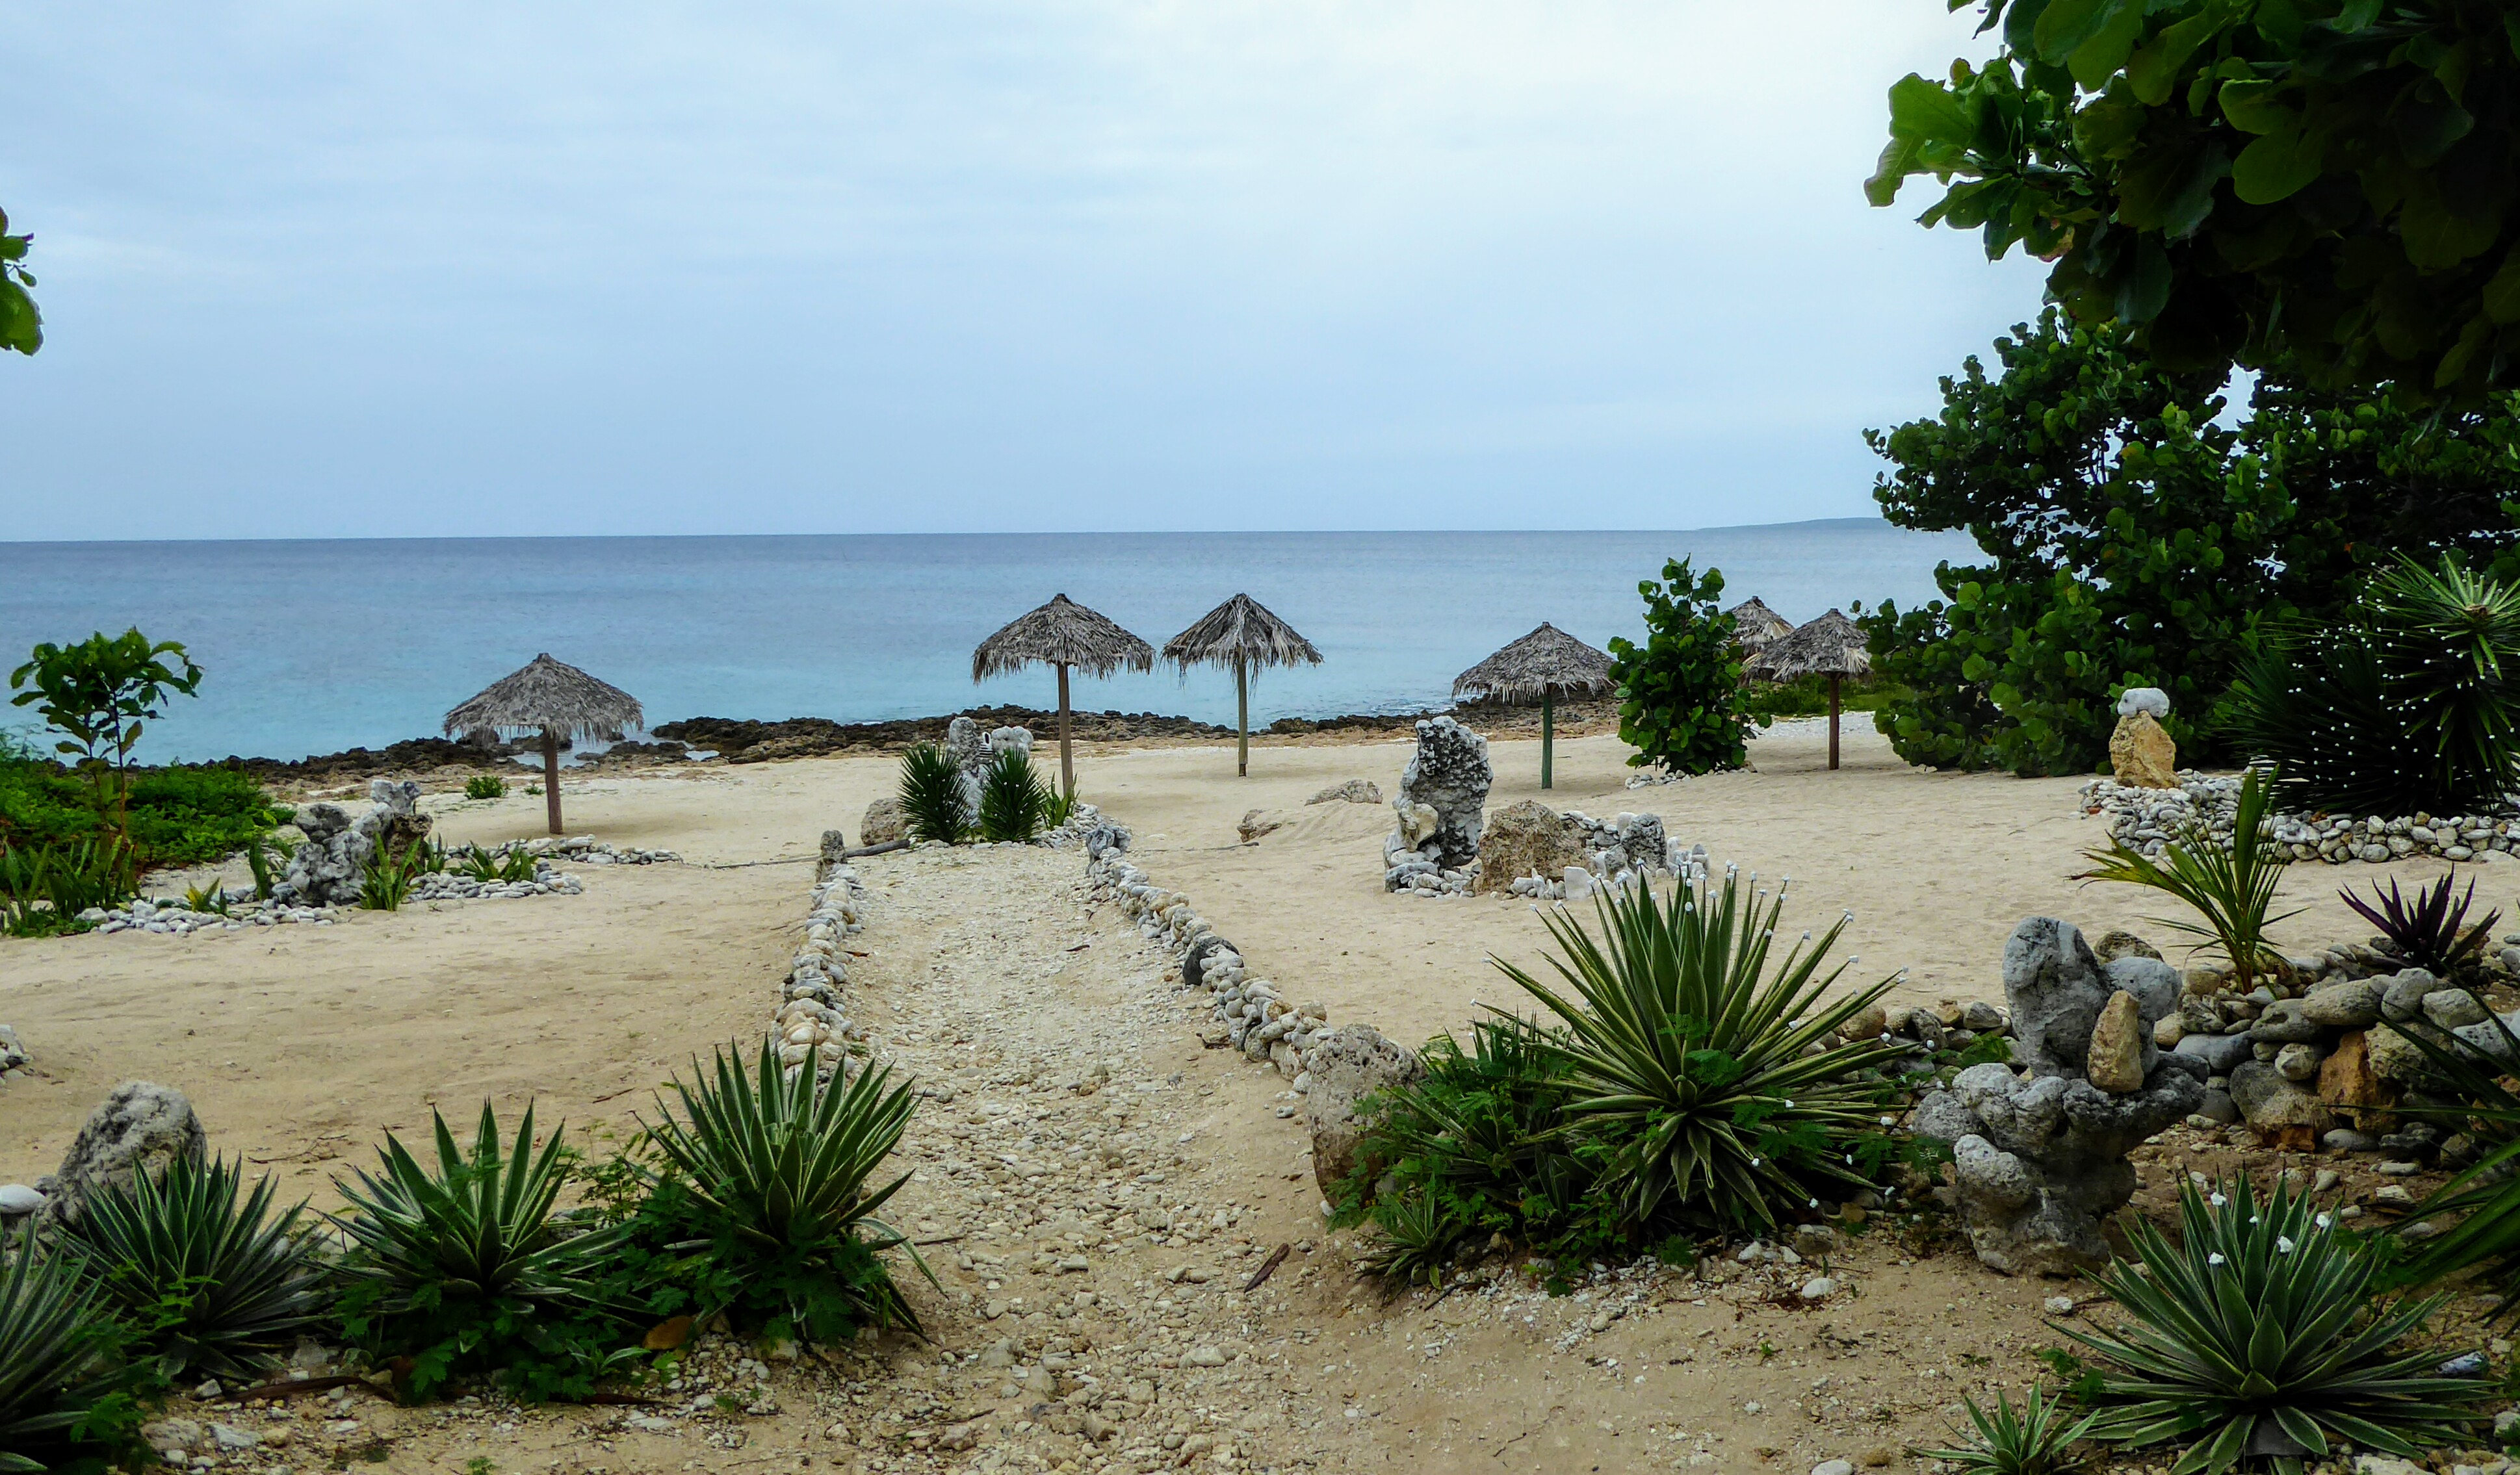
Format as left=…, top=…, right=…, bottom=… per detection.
left=1453, top=622, right=1613, bottom=789
left=1726, top=596, right=1795, bottom=656
left=1162, top=595, right=1322, bottom=778
left=1748, top=608, right=1870, bottom=771
left=443, top=653, right=643, bottom=833
left=973, top=594, right=1155, bottom=798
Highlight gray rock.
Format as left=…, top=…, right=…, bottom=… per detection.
left=1306, top=779, right=1383, bottom=806
left=2301, top=978, right=2384, bottom=1029
left=2228, top=1059, right=2332, bottom=1141
left=2004, top=918, right=2111, bottom=1079
left=2116, top=687, right=2170, bottom=720
left=277, top=779, right=431, bottom=906
left=2423, top=989, right=2491, bottom=1029
left=0, top=1183, right=43, bottom=1218
left=33, top=1081, right=205, bottom=1231
left=2091, top=929, right=2161, bottom=964
left=2380, top=968, right=2446, bottom=1024
left=1390, top=717, right=1491, bottom=872
left=2174, top=1031, right=2255, bottom=1075
left=0, top=1023, right=26, bottom=1073
left=2322, top=1128, right=2379, bottom=1153
left=859, top=797, right=909, bottom=847
left=1304, top=1027, right=1425, bottom=1196
left=1960, top=1000, right=2006, bottom=1032
left=2247, top=997, right=2322, bottom=1044
left=2192, top=1087, right=2240, bottom=1124
left=1084, top=819, right=1130, bottom=859
left=1902, top=1008, right=1948, bottom=1054
left=2274, top=1042, right=2327, bottom=1083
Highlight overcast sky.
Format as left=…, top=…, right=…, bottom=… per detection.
left=1, top=2, right=2045, bottom=540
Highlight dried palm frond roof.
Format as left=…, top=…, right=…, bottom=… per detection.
left=1726, top=596, right=1795, bottom=649
left=1749, top=608, right=1871, bottom=682
left=1163, top=594, right=1323, bottom=673
left=443, top=654, right=643, bottom=741
left=972, top=594, right=1156, bottom=682
left=1452, top=622, right=1615, bottom=705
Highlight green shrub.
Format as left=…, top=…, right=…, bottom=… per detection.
left=463, top=775, right=507, bottom=801
left=1738, top=673, right=1904, bottom=723
left=8, top=628, right=203, bottom=837
left=1605, top=558, right=1751, bottom=776
left=0, top=1241, right=136, bottom=1474
left=68, top=1154, right=331, bottom=1381
left=2080, top=765, right=2298, bottom=994
left=2066, top=1176, right=2489, bottom=1475
left=636, top=1041, right=931, bottom=1342
left=0, top=760, right=279, bottom=872
left=976, top=749, right=1050, bottom=843
left=1492, top=866, right=1908, bottom=1234
left=0, top=835, right=138, bottom=936
left=897, top=743, right=967, bottom=845
left=357, top=840, right=444, bottom=912
left=1919, top=1387, right=2093, bottom=1475
left=331, top=1103, right=634, bottom=1402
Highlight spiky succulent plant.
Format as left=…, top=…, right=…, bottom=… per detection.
left=0, top=1244, right=125, bottom=1473
left=1919, top=1386, right=2094, bottom=1475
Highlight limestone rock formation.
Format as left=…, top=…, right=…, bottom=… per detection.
left=276, top=779, right=432, bottom=906
left=860, top=797, right=910, bottom=847
left=1238, top=810, right=1286, bottom=844
left=1472, top=801, right=1591, bottom=895
left=1382, top=717, right=1491, bottom=889
left=2108, top=711, right=2179, bottom=789
left=34, top=1081, right=206, bottom=1231
left=1306, top=780, right=1383, bottom=806
left=1915, top=917, right=2202, bottom=1274
left=944, top=717, right=1035, bottom=828
left=1304, top=1026, right=1424, bottom=1196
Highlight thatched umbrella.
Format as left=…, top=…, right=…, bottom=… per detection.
left=1163, top=594, right=1322, bottom=778
left=973, top=594, right=1154, bottom=798
left=1749, top=609, right=1870, bottom=771
left=1726, top=596, right=1795, bottom=656
left=1453, top=622, right=1613, bottom=790
left=443, top=653, right=643, bottom=834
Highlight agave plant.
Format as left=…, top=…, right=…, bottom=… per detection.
left=331, top=1101, right=617, bottom=1317
left=2340, top=874, right=2500, bottom=979
left=1491, top=862, right=1909, bottom=1233
left=641, top=1040, right=930, bottom=1335
left=0, top=1244, right=124, bottom=1474
left=897, top=742, right=967, bottom=845
left=2066, top=1176, right=2488, bottom=1475
left=2081, top=764, right=2299, bottom=992
left=1918, top=1387, right=2094, bottom=1475
left=976, top=748, right=1049, bottom=843
left=2383, top=1007, right=2520, bottom=1313
left=68, top=1154, right=331, bottom=1379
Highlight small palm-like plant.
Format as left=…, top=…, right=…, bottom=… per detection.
left=1918, top=1387, right=2094, bottom=1475
left=331, top=1101, right=617, bottom=1316
left=69, top=1154, right=331, bottom=1379
left=2066, top=1176, right=2488, bottom=1475
left=2341, top=874, right=2500, bottom=978
left=0, top=1244, right=126, bottom=1474
left=897, top=742, right=967, bottom=845
left=641, top=1040, right=931, bottom=1335
left=976, top=749, right=1049, bottom=842
left=1492, top=862, right=1909, bottom=1233
left=2081, top=764, right=2299, bottom=992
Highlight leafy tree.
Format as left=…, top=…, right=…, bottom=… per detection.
left=1869, top=0, right=2520, bottom=402
left=0, top=205, right=36, bottom=355
left=10, top=630, right=204, bottom=835
left=1607, top=558, right=1751, bottom=775
left=1862, top=310, right=2520, bottom=775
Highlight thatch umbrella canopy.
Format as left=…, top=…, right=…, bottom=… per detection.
left=973, top=594, right=1154, bottom=797
left=1748, top=608, right=1871, bottom=771
left=1163, top=594, right=1322, bottom=778
left=443, top=653, right=642, bottom=833
left=1453, top=622, right=1613, bottom=789
left=1726, top=596, right=1795, bottom=654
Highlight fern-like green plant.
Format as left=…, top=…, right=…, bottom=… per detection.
left=1919, top=1387, right=2095, bottom=1475
left=1490, top=863, right=1909, bottom=1233
left=0, top=1243, right=127, bottom=1474
left=976, top=748, right=1049, bottom=842
left=897, top=742, right=967, bottom=845
left=2080, top=764, right=2299, bottom=992
left=2066, top=1176, right=2488, bottom=1475
left=68, top=1154, right=331, bottom=1379
left=639, top=1040, right=931, bottom=1337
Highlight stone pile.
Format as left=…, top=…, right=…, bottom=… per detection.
left=84, top=897, right=342, bottom=934
left=1483, top=804, right=1693, bottom=900
left=773, top=853, right=871, bottom=1074
left=1912, top=918, right=2205, bottom=1274
left=497, top=835, right=681, bottom=865
left=2081, top=772, right=2520, bottom=864
left=1383, top=717, right=1492, bottom=895
left=406, top=865, right=584, bottom=904
left=0, top=1024, right=28, bottom=1083
left=946, top=716, right=1036, bottom=828
left=274, top=779, right=434, bottom=905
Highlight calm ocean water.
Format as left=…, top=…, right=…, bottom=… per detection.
left=0, top=524, right=1977, bottom=763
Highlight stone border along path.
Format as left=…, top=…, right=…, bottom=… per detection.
left=2082, top=772, right=2520, bottom=864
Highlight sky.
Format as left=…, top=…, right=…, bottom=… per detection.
left=0, top=1, right=2049, bottom=541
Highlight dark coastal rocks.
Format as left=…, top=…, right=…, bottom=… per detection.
left=34, top=1081, right=206, bottom=1231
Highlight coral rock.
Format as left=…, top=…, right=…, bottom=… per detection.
left=2085, top=991, right=2146, bottom=1093
left=2107, top=711, right=2179, bottom=789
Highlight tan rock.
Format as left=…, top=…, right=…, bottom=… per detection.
left=1841, top=1003, right=1889, bottom=1044
left=2109, top=711, right=2179, bottom=789
left=2086, top=990, right=2146, bottom=1092
left=2320, top=1030, right=2398, bottom=1130
left=1237, top=808, right=1286, bottom=844
left=1471, top=800, right=1591, bottom=896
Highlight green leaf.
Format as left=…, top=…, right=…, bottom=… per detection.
left=2482, top=248, right=2520, bottom=324
left=2216, top=79, right=2291, bottom=135
left=2068, top=0, right=2147, bottom=88
left=1887, top=73, right=1974, bottom=148
left=2032, top=0, right=2123, bottom=66
left=2127, top=11, right=2226, bottom=105
left=2231, top=127, right=2323, bottom=204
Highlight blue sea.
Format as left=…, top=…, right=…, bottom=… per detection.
left=0, top=523, right=1977, bottom=763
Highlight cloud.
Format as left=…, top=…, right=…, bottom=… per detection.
left=0, top=1, right=2045, bottom=538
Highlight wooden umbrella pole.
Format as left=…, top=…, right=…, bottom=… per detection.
left=541, top=726, right=564, bottom=834
left=1540, top=691, right=1554, bottom=790
left=1057, top=663, right=1075, bottom=799
left=1235, top=653, right=1249, bottom=778
left=1827, top=673, right=1841, bottom=772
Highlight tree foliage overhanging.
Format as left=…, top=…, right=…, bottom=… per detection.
left=0, top=205, right=36, bottom=356
left=1870, top=0, right=2520, bottom=401
left=1860, top=308, right=2520, bottom=776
